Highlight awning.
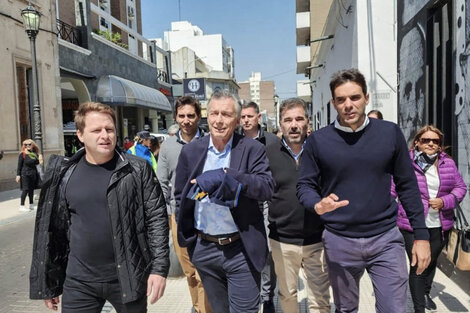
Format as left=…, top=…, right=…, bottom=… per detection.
left=96, top=75, right=172, bottom=112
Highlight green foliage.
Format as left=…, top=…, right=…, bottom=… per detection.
left=94, top=29, right=129, bottom=49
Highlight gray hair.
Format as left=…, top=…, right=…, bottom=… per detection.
left=208, top=89, right=241, bottom=117
left=167, top=124, right=180, bottom=135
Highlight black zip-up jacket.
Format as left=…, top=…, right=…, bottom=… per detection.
left=29, top=148, right=169, bottom=303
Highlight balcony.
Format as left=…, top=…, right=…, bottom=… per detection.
left=157, top=68, right=170, bottom=84
left=57, top=19, right=82, bottom=47
left=296, top=12, right=310, bottom=46
left=297, top=80, right=312, bottom=101
left=296, top=0, right=309, bottom=13
left=296, top=46, right=311, bottom=75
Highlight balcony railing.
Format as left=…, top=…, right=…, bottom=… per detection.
left=157, top=69, right=170, bottom=84
left=57, top=19, right=82, bottom=47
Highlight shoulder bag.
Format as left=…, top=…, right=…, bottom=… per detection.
left=446, top=196, right=470, bottom=271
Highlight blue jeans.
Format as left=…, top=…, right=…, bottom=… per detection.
left=189, top=236, right=261, bottom=313
left=61, top=277, right=147, bottom=313
left=323, top=227, right=408, bottom=313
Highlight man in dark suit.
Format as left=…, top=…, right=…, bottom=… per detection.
left=174, top=89, right=274, bottom=313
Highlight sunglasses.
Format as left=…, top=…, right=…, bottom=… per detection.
left=419, top=138, right=440, bottom=145
left=24, top=143, right=32, bottom=146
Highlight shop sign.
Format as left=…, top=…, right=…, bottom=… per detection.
left=183, top=78, right=206, bottom=100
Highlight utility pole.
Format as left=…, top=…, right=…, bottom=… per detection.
left=178, top=0, right=181, bottom=20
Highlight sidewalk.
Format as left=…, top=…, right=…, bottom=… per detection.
left=0, top=189, right=39, bottom=226
left=1, top=189, right=470, bottom=312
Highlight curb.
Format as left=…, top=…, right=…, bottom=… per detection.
left=0, top=210, right=35, bottom=227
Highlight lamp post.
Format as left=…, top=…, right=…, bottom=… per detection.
left=21, top=3, right=43, bottom=163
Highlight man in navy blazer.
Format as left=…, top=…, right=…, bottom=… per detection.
left=174, top=89, right=274, bottom=313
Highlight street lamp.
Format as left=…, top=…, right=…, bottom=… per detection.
left=21, top=3, right=44, bottom=163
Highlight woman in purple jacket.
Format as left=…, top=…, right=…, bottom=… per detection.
left=392, top=125, right=467, bottom=313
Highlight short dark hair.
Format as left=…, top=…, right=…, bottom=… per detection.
left=367, top=110, right=383, bottom=119
left=241, top=101, right=259, bottom=113
left=280, top=98, right=308, bottom=118
left=174, top=96, right=201, bottom=118
left=329, top=68, right=368, bottom=99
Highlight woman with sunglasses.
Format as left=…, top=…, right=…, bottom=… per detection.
left=16, top=139, right=42, bottom=212
left=392, top=125, right=467, bottom=313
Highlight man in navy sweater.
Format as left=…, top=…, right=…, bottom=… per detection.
left=297, top=69, right=431, bottom=313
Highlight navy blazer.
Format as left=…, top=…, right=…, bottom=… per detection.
left=174, top=133, right=274, bottom=272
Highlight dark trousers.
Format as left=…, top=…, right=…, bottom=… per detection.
left=20, top=189, right=34, bottom=205
left=261, top=203, right=276, bottom=302
left=189, top=236, right=261, bottom=313
left=401, top=228, right=448, bottom=313
left=323, top=227, right=408, bottom=313
left=62, top=277, right=147, bottom=313
left=260, top=251, right=276, bottom=302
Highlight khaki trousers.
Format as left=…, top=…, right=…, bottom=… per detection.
left=170, top=214, right=212, bottom=313
left=270, top=239, right=330, bottom=313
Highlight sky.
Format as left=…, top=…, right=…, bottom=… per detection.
left=141, top=0, right=302, bottom=100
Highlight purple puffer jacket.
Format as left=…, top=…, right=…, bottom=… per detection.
left=392, top=150, right=467, bottom=232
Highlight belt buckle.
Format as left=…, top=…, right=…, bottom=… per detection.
left=218, top=237, right=229, bottom=245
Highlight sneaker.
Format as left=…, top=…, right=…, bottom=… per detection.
left=424, top=294, right=437, bottom=311
left=29, top=204, right=36, bottom=210
left=262, top=299, right=275, bottom=313
left=19, top=205, right=30, bottom=212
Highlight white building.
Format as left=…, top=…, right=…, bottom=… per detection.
left=296, top=0, right=398, bottom=128
left=159, top=21, right=235, bottom=78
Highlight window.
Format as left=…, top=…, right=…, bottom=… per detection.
left=426, top=2, right=454, bottom=151
left=100, top=17, right=109, bottom=29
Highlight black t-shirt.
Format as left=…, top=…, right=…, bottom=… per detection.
left=65, top=154, right=118, bottom=282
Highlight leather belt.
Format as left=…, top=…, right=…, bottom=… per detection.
left=197, top=231, right=241, bottom=246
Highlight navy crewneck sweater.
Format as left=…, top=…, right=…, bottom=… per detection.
left=297, top=119, right=429, bottom=240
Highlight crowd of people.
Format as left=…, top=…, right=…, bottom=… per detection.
left=27, top=68, right=468, bottom=313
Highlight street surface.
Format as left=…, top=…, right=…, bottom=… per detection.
left=0, top=215, right=51, bottom=313
left=0, top=191, right=470, bottom=312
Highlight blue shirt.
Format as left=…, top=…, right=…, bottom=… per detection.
left=282, top=138, right=305, bottom=164
left=194, top=135, right=238, bottom=235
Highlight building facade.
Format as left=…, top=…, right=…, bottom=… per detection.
left=160, top=21, right=235, bottom=79
left=296, top=0, right=398, bottom=127
left=0, top=0, right=62, bottom=190
left=155, top=21, right=238, bottom=123
left=239, top=72, right=276, bottom=130
left=57, top=0, right=173, bottom=152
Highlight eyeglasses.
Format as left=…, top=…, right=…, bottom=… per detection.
left=419, top=138, right=440, bottom=145
left=24, top=143, right=32, bottom=146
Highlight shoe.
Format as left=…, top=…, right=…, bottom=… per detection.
left=262, top=299, right=275, bottom=313
left=29, top=204, right=36, bottom=210
left=19, top=205, right=30, bottom=212
left=424, top=294, right=437, bottom=311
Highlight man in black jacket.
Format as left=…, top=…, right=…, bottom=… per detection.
left=30, top=102, right=169, bottom=312
left=266, top=98, right=330, bottom=313
left=240, top=101, right=278, bottom=313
